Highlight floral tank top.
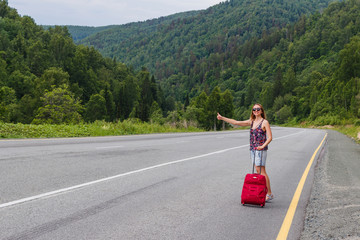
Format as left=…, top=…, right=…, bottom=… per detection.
left=250, top=119, right=268, bottom=150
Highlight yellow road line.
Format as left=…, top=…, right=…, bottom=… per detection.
left=276, top=133, right=328, bottom=240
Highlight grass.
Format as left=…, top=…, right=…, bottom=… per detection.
left=0, top=120, right=203, bottom=139
left=1, top=120, right=359, bottom=145
left=283, top=121, right=360, bottom=144
left=331, top=125, right=360, bottom=144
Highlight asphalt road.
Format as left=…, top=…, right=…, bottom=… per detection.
left=0, top=127, right=327, bottom=240
left=300, top=130, right=360, bottom=240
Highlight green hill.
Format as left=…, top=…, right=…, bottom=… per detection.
left=76, top=0, right=360, bottom=126
left=0, top=0, right=169, bottom=124
left=68, top=11, right=200, bottom=43
left=45, top=25, right=116, bottom=42
left=78, top=0, right=333, bottom=80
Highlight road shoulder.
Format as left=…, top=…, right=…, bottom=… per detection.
left=300, top=130, right=360, bottom=239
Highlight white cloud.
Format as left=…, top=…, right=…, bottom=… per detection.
left=8, top=0, right=224, bottom=26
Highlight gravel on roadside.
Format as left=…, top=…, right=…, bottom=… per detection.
left=300, top=130, right=360, bottom=240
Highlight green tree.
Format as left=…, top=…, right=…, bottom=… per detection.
left=275, top=105, right=293, bottom=123
left=8, top=70, right=35, bottom=98
left=101, top=87, right=116, bottom=121
left=84, top=93, right=107, bottom=122
left=149, top=101, right=164, bottom=124
left=191, top=91, right=208, bottom=128
left=259, top=82, right=274, bottom=109
left=219, top=89, right=234, bottom=130
left=206, top=86, right=221, bottom=130
left=138, top=71, right=153, bottom=121
left=337, top=35, right=360, bottom=81
left=32, top=84, right=83, bottom=124
left=116, top=76, right=139, bottom=120
left=35, top=67, right=70, bottom=95
left=0, top=86, right=16, bottom=122
left=14, top=94, right=37, bottom=123
left=0, top=55, right=7, bottom=85
left=27, top=40, right=51, bottom=75
left=48, top=26, right=76, bottom=67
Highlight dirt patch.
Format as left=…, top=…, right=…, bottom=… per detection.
left=322, top=125, right=334, bottom=129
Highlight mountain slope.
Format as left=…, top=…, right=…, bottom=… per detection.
left=74, top=11, right=200, bottom=48
left=78, top=0, right=333, bottom=81
left=228, top=0, right=360, bottom=123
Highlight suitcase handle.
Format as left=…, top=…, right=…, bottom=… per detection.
left=252, top=148, right=263, bottom=174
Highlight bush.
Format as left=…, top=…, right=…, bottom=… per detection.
left=275, top=105, right=293, bottom=124
left=354, top=119, right=360, bottom=126
left=0, top=120, right=203, bottom=139
left=313, top=115, right=342, bottom=126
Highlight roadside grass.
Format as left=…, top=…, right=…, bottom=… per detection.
left=283, top=121, right=360, bottom=144
left=1, top=120, right=359, bottom=144
left=331, top=125, right=360, bottom=144
left=0, top=120, right=203, bottom=139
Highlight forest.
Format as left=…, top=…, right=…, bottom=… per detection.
left=76, top=0, right=360, bottom=127
left=0, top=0, right=360, bottom=131
left=0, top=0, right=182, bottom=127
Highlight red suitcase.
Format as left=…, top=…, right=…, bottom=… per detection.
left=241, top=150, right=268, bottom=207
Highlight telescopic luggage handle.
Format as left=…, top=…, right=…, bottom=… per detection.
left=252, top=147, right=263, bottom=174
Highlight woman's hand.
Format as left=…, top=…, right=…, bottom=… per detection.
left=257, top=145, right=264, bottom=150
left=217, top=112, right=222, bottom=120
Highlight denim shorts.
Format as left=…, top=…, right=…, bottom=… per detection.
left=250, top=150, right=267, bottom=166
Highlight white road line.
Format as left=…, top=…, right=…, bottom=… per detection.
left=275, top=130, right=306, bottom=140
left=0, top=130, right=305, bottom=209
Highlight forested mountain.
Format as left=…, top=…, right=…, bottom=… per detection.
left=67, top=11, right=200, bottom=43
left=0, top=0, right=177, bottom=125
left=77, top=0, right=359, bottom=127
left=1, top=0, right=359, bottom=130
left=45, top=25, right=116, bottom=42
left=78, top=0, right=333, bottom=86
left=240, top=0, right=360, bottom=124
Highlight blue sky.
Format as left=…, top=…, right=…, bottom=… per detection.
left=8, top=0, right=224, bottom=26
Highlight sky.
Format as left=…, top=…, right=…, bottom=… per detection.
left=8, top=0, right=224, bottom=27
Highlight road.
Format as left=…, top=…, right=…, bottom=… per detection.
left=0, top=127, right=326, bottom=240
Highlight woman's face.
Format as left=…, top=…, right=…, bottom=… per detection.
left=252, top=105, right=262, bottom=116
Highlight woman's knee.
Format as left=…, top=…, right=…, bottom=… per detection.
left=259, top=166, right=267, bottom=174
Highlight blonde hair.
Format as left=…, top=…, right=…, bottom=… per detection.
left=250, top=103, right=267, bottom=121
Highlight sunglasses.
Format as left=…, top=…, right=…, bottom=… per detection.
left=252, top=108, right=261, bottom=112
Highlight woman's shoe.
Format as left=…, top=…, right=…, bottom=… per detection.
left=266, top=194, right=274, bottom=202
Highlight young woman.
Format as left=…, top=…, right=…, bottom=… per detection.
left=217, top=103, right=273, bottom=201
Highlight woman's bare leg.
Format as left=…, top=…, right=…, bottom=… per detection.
left=255, top=166, right=272, bottom=195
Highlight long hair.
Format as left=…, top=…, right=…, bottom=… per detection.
left=250, top=103, right=267, bottom=121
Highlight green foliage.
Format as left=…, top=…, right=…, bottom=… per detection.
left=77, top=0, right=332, bottom=103
left=190, top=87, right=235, bottom=130
left=149, top=101, right=164, bottom=125
left=72, top=0, right=360, bottom=127
left=0, top=1, right=172, bottom=126
left=0, top=86, right=16, bottom=122
left=0, top=120, right=202, bottom=138
left=312, top=114, right=343, bottom=126
left=275, top=105, right=293, bottom=124
left=85, top=93, right=107, bottom=122
left=32, top=85, right=83, bottom=124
